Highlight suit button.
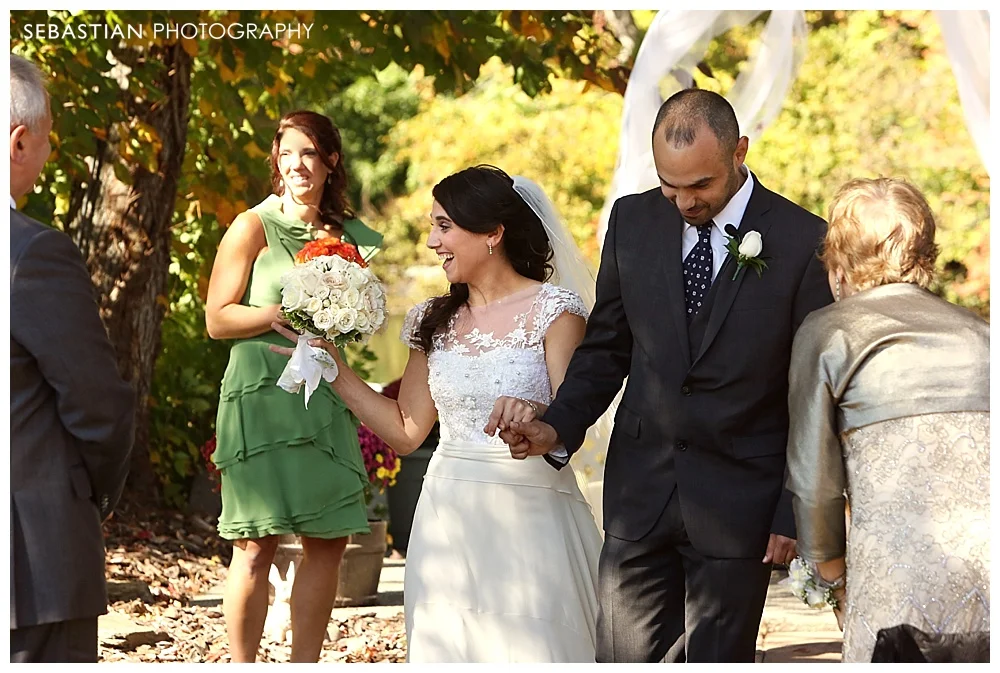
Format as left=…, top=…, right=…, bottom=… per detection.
left=676, top=441, right=687, bottom=451
left=681, top=386, right=691, bottom=396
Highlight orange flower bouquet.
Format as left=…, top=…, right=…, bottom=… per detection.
left=295, top=238, right=368, bottom=267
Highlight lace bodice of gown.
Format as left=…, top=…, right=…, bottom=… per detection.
left=401, top=283, right=588, bottom=445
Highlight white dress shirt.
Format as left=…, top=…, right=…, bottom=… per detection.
left=681, top=167, right=755, bottom=280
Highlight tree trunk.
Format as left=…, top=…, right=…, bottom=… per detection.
left=67, top=43, right=194, bottom=505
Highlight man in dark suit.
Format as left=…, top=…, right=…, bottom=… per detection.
left=9, top=53, right=135, bottom=663
left=501, top=89, right=833, bottom=662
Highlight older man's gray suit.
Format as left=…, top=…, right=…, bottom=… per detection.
left=10, top=207, right=135, bottom=662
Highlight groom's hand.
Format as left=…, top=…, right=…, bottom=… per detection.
left=503, top=420, right=559, bottom=460
left=763, top=534, right=797, bottom=565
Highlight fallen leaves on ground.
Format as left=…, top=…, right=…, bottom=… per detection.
left=99, top=506, right=405, bottom=663
left=100, top=604, right=406, bottom=663
left=103, top=506, right=231, bottom=601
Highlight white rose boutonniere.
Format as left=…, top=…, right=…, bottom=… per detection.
left=723, top=225, right=768, bottom=281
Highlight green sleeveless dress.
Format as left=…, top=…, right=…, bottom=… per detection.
left=213, top=195, right=383, bottom=540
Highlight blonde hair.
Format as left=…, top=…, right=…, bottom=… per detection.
left=820, top=177, right=939, bottom=290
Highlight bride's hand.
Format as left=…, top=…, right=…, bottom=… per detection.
left=268, top=321, right=340, bottom=362
left=483, top=396, right=538, bottom=437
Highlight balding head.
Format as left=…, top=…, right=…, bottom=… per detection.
left=650, top=89, right=748, bottom=226
left=652, top=89, right=740, bottom=161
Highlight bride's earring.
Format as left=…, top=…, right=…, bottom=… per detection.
left=834, top=276, right=842, bottom=302
left=488, top=242, right=494, bottom=256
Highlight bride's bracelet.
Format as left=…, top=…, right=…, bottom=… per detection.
left=516, top=398, right=539, bottom=416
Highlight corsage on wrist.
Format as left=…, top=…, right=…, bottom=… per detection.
left=780, top=557, right=844, bottom=610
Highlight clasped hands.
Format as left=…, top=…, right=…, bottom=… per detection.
left=483, top=396, right=558, bottom=460
left=485, top=394, right=798, bottom=571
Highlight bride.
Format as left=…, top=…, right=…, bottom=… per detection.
left=270, top=165, right=604, bottom=662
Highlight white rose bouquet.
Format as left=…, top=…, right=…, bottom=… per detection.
left=276, top=240, right=387, bottom=407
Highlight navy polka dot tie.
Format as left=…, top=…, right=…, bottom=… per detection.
left=683, top=224, right=714, bottom=322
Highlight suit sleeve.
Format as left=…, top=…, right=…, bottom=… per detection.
left=10, top=228, right=136, bottom=517
left=772, top=231, right=834, bottom=539
left=542, top=199, right=633, bottom=467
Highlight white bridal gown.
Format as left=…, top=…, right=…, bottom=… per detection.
left=399, top=283, right=603, bottom=663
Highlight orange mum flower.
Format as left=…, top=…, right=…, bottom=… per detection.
left=295, top=238, right=367, bottom=267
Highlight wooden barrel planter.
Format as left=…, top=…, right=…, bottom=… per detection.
left=273, top=521, right=387, bottom=607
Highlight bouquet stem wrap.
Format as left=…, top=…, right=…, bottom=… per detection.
left=276, top=331, right=340, bottom=408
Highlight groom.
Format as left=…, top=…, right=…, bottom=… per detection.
left=501, top=89, right=833, bottom=662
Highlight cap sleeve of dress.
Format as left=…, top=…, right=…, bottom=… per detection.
left=400, top=299, right=433, bottom=352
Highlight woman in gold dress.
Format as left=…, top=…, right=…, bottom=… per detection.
left=785, top=177, right=989, bottom=662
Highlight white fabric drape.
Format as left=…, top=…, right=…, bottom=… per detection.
left=935, top=10, right=990, bottom=177
left=597, top=10, right=807, bottom=245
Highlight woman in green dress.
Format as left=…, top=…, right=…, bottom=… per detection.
left=205, top=110, right=382, bottom=662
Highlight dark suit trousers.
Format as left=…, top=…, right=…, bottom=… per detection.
left=10, top=618, right=98, bottom=663
left=596, top=489, right=772, bottom=662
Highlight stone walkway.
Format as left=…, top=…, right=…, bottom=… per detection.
left=757, top=568, right=842, bottom=663
left=345, top=561, right=844, bottom=663
left=184, top=560, right=842, bottom=662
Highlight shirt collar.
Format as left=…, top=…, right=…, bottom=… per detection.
left=713, top=166, right=754, bottom=234
left=10, top=195, right=16, bottom=210
left=683, top=166, right=755, bottom=237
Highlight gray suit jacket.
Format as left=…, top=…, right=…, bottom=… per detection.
left=10, top=207, right=135, bottom=629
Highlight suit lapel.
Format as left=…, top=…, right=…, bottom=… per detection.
left=691, top=183, right=774, bottom=367
left=651, top=197, right=691, bottom=369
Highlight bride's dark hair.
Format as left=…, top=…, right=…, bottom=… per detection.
left=415, top=165, right=554, bottom=353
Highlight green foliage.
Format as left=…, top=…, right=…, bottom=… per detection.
left=747, top=10, right=988, bottom=315
left=149, top=220, right=229, bottom=507
left=345, top=342, right=380, bottom=382
left=324, top=65, right=422, bottom=213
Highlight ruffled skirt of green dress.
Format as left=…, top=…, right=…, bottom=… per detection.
left=213, top=333, right=370, bottom=540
